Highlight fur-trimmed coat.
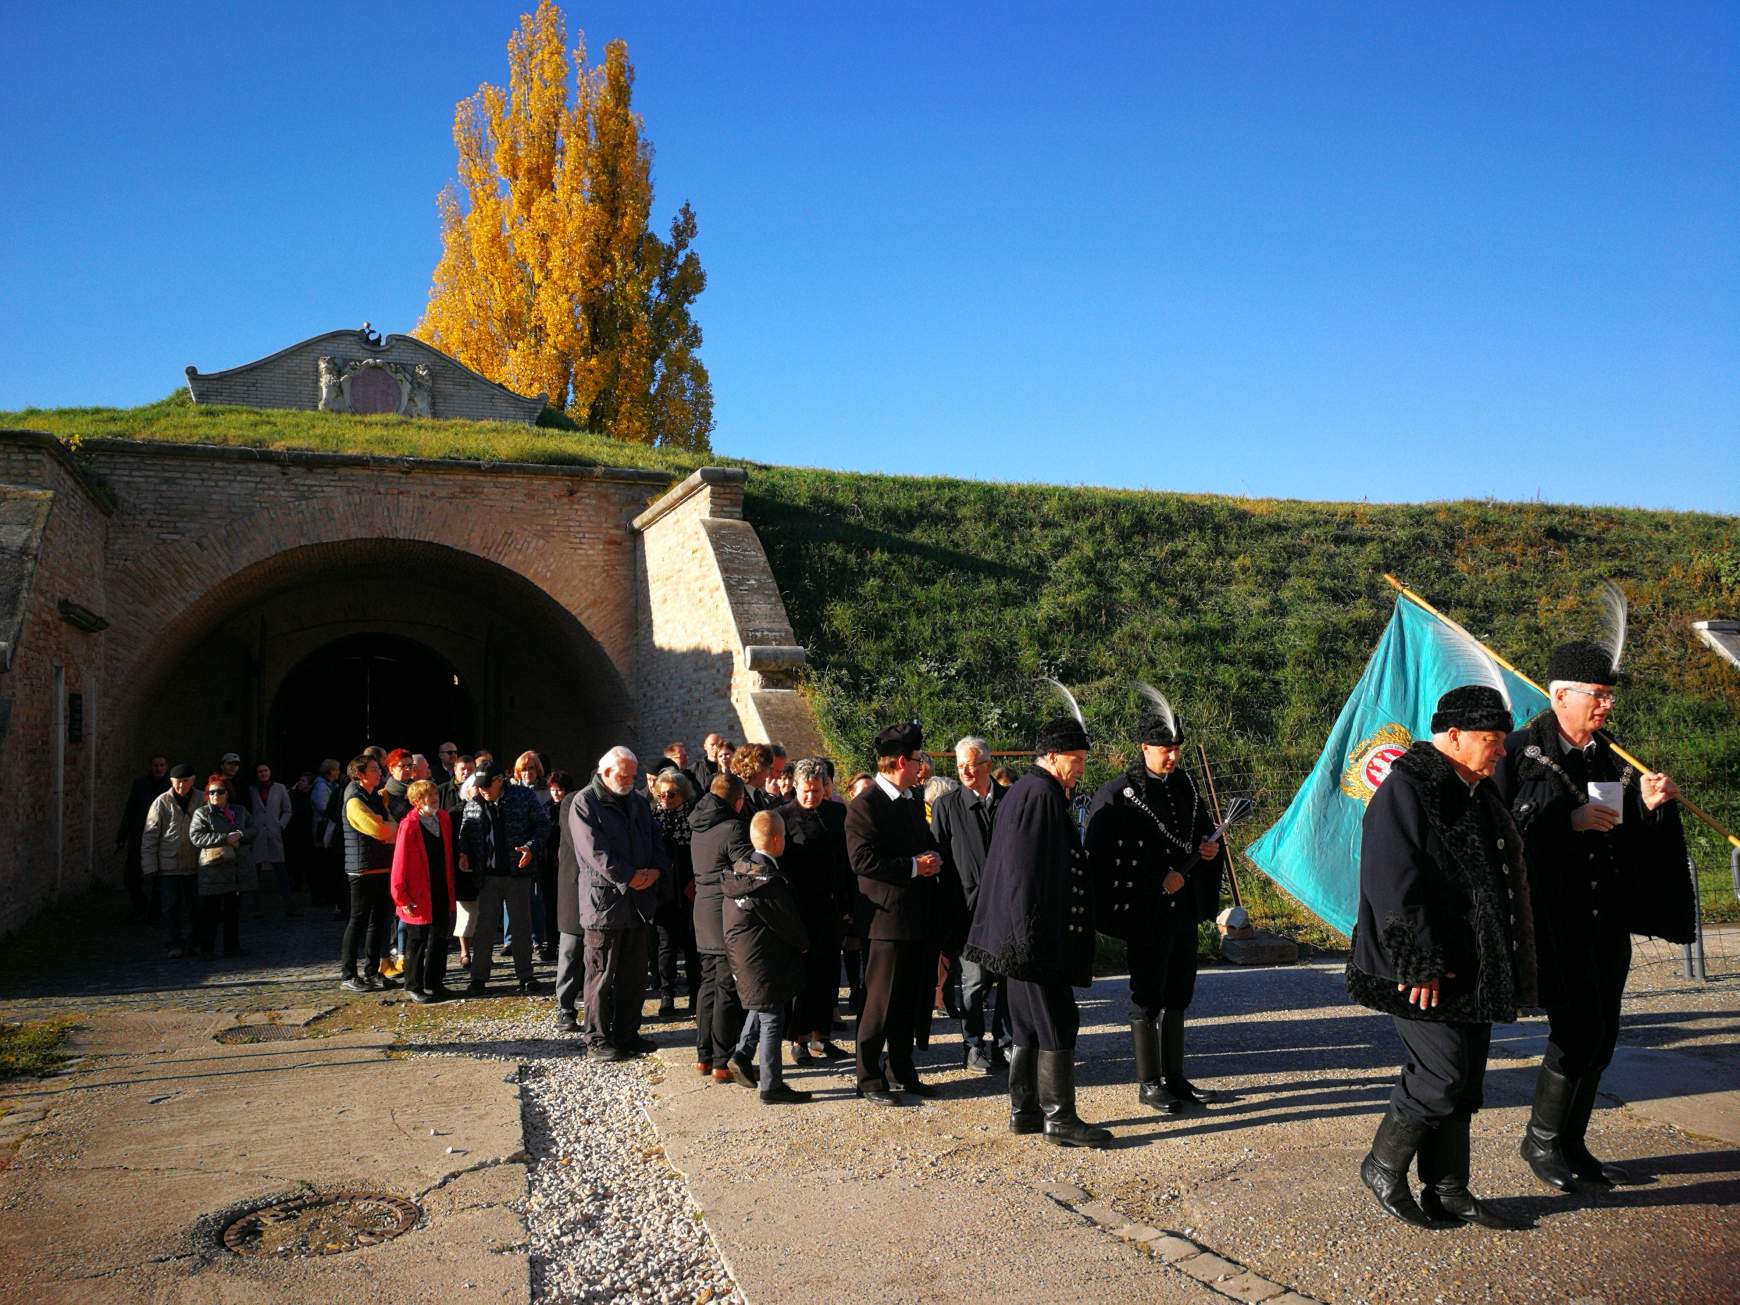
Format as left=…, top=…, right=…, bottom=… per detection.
left=962, top=768, right=1095, bottom=988
left=1346, top=742, right=1538, bottom=1024
left=1085, top=762, right=1220, bottom=939
left=1493, top=711, right=1693, bottom=1006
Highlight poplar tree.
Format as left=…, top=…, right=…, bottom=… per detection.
left=417, top=1, right=713, bottom=451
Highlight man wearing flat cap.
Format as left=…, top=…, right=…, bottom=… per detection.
left=964, top=716, right=1111, bottom=1148
left=1348, top=684, right=1536, bottom=1229
left=844, top=721, right=944, bottom=1105
left=1494, top=640, right=1692, bottom=1194
left=1085, top=690, right=1221, bottom=1115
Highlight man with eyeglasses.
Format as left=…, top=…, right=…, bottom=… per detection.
left=436, top=742, right=459, bottom=784
left=1495, top=640, right=1692, bottom=1195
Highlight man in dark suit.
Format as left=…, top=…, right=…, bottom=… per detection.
left=929, top=735, right=1006, bottom=1072
left=845, top=721, right=942, bottom=1106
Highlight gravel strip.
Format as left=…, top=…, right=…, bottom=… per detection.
left=403, top=1005, right=740, bottom=1305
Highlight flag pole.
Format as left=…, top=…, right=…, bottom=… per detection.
left=1195, top=743, right=1243, bottom=909
left=1383, top=574, right=1740, bottom=850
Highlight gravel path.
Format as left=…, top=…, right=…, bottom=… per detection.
left=404, top=1007, right=741, bottom=1305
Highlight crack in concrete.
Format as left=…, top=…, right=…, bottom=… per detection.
left=412, top=1152, right=532, bottom=1204
left=63, top=1250, right=201, bottom=1282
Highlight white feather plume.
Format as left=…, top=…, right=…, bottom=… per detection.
left=1433, top=614, right=1512, bottom=709
left=1132, top=680, right=1178, bottom=739
left=1039, top=676, right=1085, bottom=727
left=1594, top=580, right=1628, bottom=671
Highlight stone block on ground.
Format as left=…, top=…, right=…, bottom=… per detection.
left=1220, top=1270, right=1286, bottom=1302
left=1177, top=1251, right=1241, bottom=1282
left=1219, top=930, right=1300, bottom=965
left=1149, top=1233, right=1202, bottom=1263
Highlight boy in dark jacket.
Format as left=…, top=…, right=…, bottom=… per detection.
left=722, top=810, right=811, bottom=1104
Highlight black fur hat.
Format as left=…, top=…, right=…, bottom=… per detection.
left=1548, top=640, right=1621, bottom=687
left=874, top=720, right=923, bottom=758
left=1138, top=709, right=1183, bottom=746
left=1429, top=685, right=1512, bottom=733
left=1035, top=716, right=1089, bottom=754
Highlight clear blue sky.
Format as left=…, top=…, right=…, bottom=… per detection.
left=3, top=2, right=1735, bottom=512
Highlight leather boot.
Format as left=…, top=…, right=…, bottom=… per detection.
left=1520, top=1064, right=1579, bottom=1193
left=1160, top=1008, right=1209, bottom=1107
left=1359, top=1107, right=1440, bottom=1228
left=1007, top=1045, right=1042, bottom=1135
left=1417, top=1115, right=1520, bottom=1230
left=1036, top=1049, right=1112, bottom=1148
left=1562, top=1073, right=1629, bottom=1185
left=1132, top=1018, right=1178, bottom=1113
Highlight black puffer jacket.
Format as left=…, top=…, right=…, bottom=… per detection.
left=688, top=793, right=750, bottom=955
left=722, top=852, right=810, bottom=1011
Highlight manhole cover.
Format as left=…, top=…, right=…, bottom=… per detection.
left=222, top=1191, right=421, bottom=1257
left=213, top=1024, right=310, bottom=1044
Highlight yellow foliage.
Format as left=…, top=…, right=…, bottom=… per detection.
left=417, top=1, right=711, bottom=450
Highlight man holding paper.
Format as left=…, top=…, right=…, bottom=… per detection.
left=1496, top=637, right=1693, bottom=1194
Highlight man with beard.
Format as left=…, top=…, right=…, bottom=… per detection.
left=1086, top=688, right=1221, bottom=1114
left=1494, top=638, right=1692, bottom=1193
left=963, top=715, right=1110, bottom=1148
left=1348, top=685, right=1536, bottom=1229
left=845, top=721, right=943, bottom=1106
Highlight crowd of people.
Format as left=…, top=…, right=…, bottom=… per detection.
left=115, top=630, right=1688, bottom=1226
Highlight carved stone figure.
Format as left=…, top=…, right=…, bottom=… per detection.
left=317, top=356, right=347, bottom=413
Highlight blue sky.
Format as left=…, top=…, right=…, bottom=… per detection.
left=2, top=2, right=1735, bottom=512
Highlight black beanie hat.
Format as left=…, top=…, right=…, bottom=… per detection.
left=168, top=763, right=196, bottom=780
left=1035, top=716, right=1090, bottom=754
left=1548, top=640, right=1622, bottom=687
left=1430, top=685, right=1513, bottom=733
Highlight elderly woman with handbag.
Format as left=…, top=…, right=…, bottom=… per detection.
left=188, top=772, right=257, bottom=961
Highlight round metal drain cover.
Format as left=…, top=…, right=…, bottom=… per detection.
left=213, top=1024, right=311, bottom=1044
left=222, top=1191, right=420, bottom=1257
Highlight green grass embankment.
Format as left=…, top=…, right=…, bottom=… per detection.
left=6, top=396, right=1736, bottom=937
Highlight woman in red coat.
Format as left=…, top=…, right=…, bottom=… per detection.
left=391, top=779, right=457, bottom=1003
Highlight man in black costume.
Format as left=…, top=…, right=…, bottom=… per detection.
left=1347, top=685, right=1536, bottom=1229
left=1086, top=694, right=1222, bottom=1113
left=963, top=716, right=1110, bottom=1148
left=844, top=721, right=943, bottom=1106
left=1493, top=640, right=1692, bottom=1192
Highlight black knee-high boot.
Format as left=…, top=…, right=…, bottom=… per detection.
left=1361, top=1106, right=1439, bottom=1228
left=1036, top=1050, right=1112, bottom=1149
left=1008, top=1045, right=1041, bottom=1134
left=1160, top=1008, right=1209, bottom=1106
left=1562, top=1073, right=1629, bottom=1185
left=1132, top=1017, right=1179, bottom=1113
left=1417, top=1115, right=1519, bottom=1229
left=1520, top=1063, right=1579, bottom=1193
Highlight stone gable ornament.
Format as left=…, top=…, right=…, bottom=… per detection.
left=317, top=354, right=433, bottom=418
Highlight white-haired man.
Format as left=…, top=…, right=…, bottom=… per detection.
left=930, top=736, right=1007, bottom=1072
left=569, top=746, right=670, bottom=1060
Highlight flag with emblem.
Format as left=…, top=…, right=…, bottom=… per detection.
left=1243, top=596, right=1549, bottom=936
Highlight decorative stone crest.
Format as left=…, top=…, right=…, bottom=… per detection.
left=316, top=356, right=433, bottom=418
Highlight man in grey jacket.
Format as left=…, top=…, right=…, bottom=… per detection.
left=569, top=746, right=670, bottom=1061
left=141, top=764, right=201, bottom=957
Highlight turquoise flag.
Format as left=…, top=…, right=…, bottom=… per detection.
left=1243, top=597, right=1549, bottom=937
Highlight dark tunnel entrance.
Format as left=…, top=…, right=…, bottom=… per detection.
left=266, top=633, right=478, bottom=770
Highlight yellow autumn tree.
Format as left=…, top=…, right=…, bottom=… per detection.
left=417, top=1, right=712, bottom=450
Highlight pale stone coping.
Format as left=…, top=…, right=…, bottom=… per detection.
left=11, top=432, right=673, bottom=486
left=632, top=466, right=748, bottom=532
left=743, top=644, right=807, bottom=671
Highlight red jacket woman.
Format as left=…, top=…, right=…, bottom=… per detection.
left=390, top=804, right=457, bottom=925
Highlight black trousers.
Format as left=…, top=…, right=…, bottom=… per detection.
left=696, top=951, right=744, bottom=1066
left=583, top=926, right=650, bottom=1049
left=1544, top=930, right=1632, bottom=1079
left=655, top=902, right=701, bottom=1002
left=841, top=940, right=865, bottom=1016
left=1006, top=977, right=1080, bottom=1051
left=404, top=892, right=452, bottom=994
left=536, top=863, right=559, bottom=952
left=1389, top=1017, right=1493, bottom=1124
left=340, top=874, right=392, bottom=978
left=1127, top=911, right=1201, bottom=1019
left=194, top=893, right=240, bottom=956
left=856, top=939, right=927, bottom=1089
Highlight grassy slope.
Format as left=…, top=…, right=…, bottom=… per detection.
left=7, top=397, right=1737, bottom=937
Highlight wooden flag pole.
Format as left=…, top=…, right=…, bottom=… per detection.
left=1383, top=573, right=1740, bottom=850
left=1196, top=743, right=1244, bottom=908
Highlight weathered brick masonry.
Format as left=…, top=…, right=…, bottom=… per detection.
left=0, top=431, right=822, bottom=934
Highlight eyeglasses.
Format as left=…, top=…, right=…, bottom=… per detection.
left=207, top=788, right=228, bottom=796
left=1566, top=687, right=1616, bottom=704
left=439, top=748, right=457, bottom=757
